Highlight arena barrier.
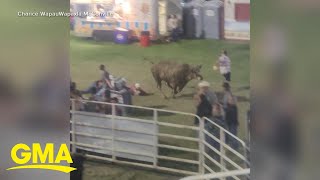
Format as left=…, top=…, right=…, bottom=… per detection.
left=70, top=99, right=250, bottom=179
left=180, top=169, right=250, bottom=180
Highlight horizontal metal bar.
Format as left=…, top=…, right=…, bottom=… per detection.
left=116, top=116, right=154, bottom=124
left=70, top=131, right=154, bottom=146
left=71, top=142, right=112, bottom=151
left=85, top=154, right=113, bottom=162
left=158, top=133, right=199, bottom=142
left=115, top=148, right=154, bottom=158
left=71, top=99, right=202, bottom=120
left=72, top=122, right=200, bottom=142
left=158, top=122, right=199, bottom=131
left=72, top=135, right=196, bottom=155
left=71, top=131, right=113, bottom=140
left=115, top=137, right=154, bottom=146
left=180, top=169, right=250, bottom=180
left=71, top=129, right=201, bottom=158
left=71, top=121, right=155, bottom=136
left=71, top=131, right=154, bottom=146
left=157, top=155, right=200, bottom=165
left=70, top=110, right=112, bottom=119
left=72, top=121, right=111, bottom=130
left=115, top=127, right=155, bottom=136
left=158, top=144, right=199, bottom=153
left=71, top=110, right=154, bottom=124
left=71, top=134, right=200, bottom=156
left=156, top=166, right=198, bottom=176
left=71, top=141, right=154, bottom=158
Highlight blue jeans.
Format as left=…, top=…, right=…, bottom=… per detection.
left=226, top=124, right=239, bottom=149
left=171, top=28, right=179, bottom=42
left=205, top=123, right=220, bottom=160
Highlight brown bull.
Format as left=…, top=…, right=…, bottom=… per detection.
left=151, top=61, right=203, bottom=98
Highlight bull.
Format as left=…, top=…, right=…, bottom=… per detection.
left=151, top=61, right=203, bottom=98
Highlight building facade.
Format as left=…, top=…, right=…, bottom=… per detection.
left=224, top=0, right=250, bottom=40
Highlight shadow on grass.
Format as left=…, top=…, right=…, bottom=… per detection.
left=178, top=93, right=195, bottom=98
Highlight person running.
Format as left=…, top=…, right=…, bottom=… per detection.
left=99, top=64, right=112, bottom=88
left=216, top=50, right=231, bottom=82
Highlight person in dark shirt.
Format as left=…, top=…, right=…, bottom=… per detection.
left=225, top=95, right=239, bottom=149
left=84, top=88, right=99, bottom=113
left=194, top=94, right=213, bottom=125
left=70, top=82, right=82, bottom=98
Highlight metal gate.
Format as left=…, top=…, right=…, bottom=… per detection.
left=70, top=99, right=250, bottom=178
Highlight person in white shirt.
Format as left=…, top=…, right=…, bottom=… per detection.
left=216, top=50, right=231, bottom=81
left=167, top=14, right=179, bottom=42
left=167, top=15, right=178, bottom=31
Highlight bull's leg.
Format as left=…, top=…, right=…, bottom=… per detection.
left=166, top=82, right=176, bottom=99
left=166, top=82, right=173, bottom=89
left=178, top=82, right=188, bottom=93
left=172, top=86, right=178, bottom=98
left=153, top=76, right=167, bottom=99
left=157, top=81, right=168, bottom=99
left=178, top=86, right=184, bottom=93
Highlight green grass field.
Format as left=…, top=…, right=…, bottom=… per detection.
left=71, top=36, right=249, bottom=135
left=70, top=36, right=250, bottom=179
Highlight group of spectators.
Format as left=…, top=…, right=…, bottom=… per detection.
left=194, top=81, right=239, bottom=151
left=70, top=64, right=148, bottom=115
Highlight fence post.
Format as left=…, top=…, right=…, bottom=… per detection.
left=153, top=109, right=158, bottom=168
left=71, top=99, right=76, bottom=153
left=111, top=104, right=116, bottom=161
left=245, top=110, right=250, bottom=170
left=199, top=117, right=205, bottom=174
left=246, top=110, right=250, bottom=144
left=220, top=128, right=226, bottom=175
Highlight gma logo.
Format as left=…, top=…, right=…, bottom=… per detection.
left=7, top=143, right=76, bottom=173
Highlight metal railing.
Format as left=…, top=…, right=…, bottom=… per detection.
left=70, top=99, right=250, bottom=178
left=180, top=169, right=250, bottom=180
left=201, top=117, right=250, bottom=180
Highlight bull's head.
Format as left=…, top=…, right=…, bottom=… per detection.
left=188, top=65, right=203, bottom=81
